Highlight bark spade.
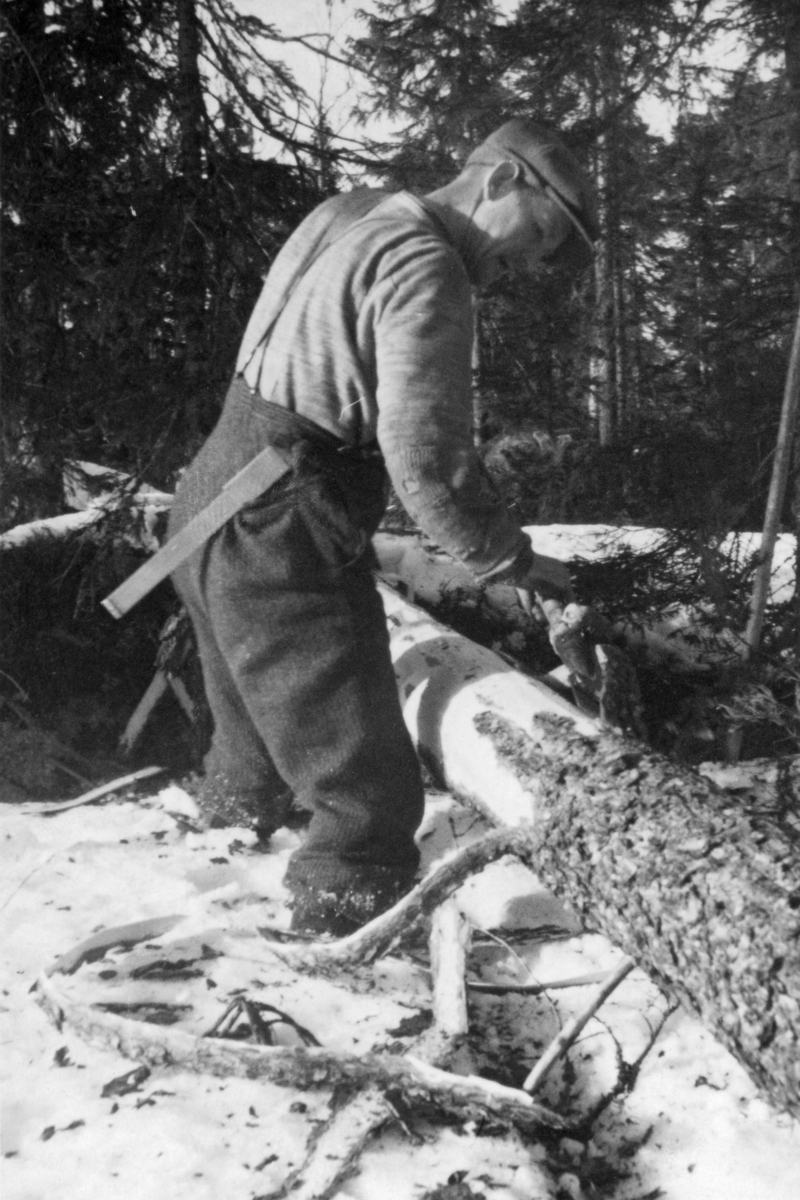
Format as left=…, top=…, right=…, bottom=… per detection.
left=381, top=583, right=800, bottom=1118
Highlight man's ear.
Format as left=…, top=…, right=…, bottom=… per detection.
left=484, top=160, right=523, bottom=200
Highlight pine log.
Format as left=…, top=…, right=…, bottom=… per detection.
left=0, top=495, right=169, bottom=552
left=379, top=584, right=800, bottom=1118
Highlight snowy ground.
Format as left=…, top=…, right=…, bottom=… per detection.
left=2, top=783, right=799, bottom=1200
left=2, top=519, right=799, bottom=1197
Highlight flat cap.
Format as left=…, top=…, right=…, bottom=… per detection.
left=467, top=118, right=600, bottom=270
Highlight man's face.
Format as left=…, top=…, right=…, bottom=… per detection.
left=471, top=171, right=574, bottom=285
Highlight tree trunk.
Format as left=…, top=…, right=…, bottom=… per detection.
left=785, top=3, right=800, bottom=296
left=175, top=0, right=208, bottom=416
left=590, top=146, right=615, bottom=447
left=591, top=19, right=627, bottom=448
left=784, top=2, right=800, bottom=710
left=380, top=583, right=800, bottom=1119
left=471, top=294, right=484, bottom=447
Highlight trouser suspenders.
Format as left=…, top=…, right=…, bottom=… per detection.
left=101, top=443, right=291, bottom=619
left=103, top=194, right=396, bottom=621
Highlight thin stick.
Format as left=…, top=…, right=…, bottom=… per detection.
left=744, top=299, right=800, bottom=659
left=52, top=760, right=94, bottom=788
left=120, top=671, right=169, bottom=754
left=728, top=300, right=800, bottom=764
left=522, top=958, right=635, bottom=1094
left=580, top=995, right=679, bottom=1128
left=0, top=851, right=58, bottom=913
left=18, top=765, right=165, bottom=815
left=466, top=969, right=612, bottom=995
left=280, top=1087, right=393, bottom=1200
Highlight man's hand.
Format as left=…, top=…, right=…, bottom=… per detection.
left=515, top=552, right=574, bottom=620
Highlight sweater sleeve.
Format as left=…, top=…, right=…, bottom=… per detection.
left=370, top=236, right=533, bottom=581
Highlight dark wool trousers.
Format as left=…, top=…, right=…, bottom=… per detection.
left=170, top=380, right=425, bottom=924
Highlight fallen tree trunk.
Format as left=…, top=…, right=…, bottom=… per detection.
left=0, top=495, right=170, bottom=552
left=0, top=509, right=114, bottom=549
left=379, top=584, right=800, bottom=1118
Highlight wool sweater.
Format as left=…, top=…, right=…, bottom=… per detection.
left=234, top=188, right=532, bottom=581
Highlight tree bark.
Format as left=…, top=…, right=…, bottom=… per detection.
left=380, top=584, right=800, bottom=1119
left=785, top=2, right=800, bottom=296
left=175, top=0, right=208, bottom=411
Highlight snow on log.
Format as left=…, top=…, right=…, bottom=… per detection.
left=375, top=526, right=796, bottom=610
left=0, top=509, right=109, bottom=549
left=0, top=461, right=171, bottom=551
left=0, top=499, right=169, bottom=552
left=380, top=583, right=800, bottom=1118
left=375, top=529, right=796, bottom=672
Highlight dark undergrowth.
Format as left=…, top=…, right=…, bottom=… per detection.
left=2, top=497, right=799, bottom=802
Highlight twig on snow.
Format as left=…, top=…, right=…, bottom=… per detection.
left=0, top=851, right=59, bottom=913
left=466, top=970, right=613, bottom=995
left=203, top=996, right=320, bottom=1048
left=578, top=995, right=680, bottom=1130
left=48, top=914, right=187, bottom=976
left=271, top=1085, right=394, bottom=1200
left=18, top=766, right=165, bottom=815
left=522, top=958, right=636, bottom=1094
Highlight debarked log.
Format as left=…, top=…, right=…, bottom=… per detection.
left=379, top=583, right=800, bottom=1118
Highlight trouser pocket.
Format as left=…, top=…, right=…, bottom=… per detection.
left=236, top=439, right=387, bottom=580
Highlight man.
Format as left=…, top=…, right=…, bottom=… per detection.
left=169, top=118, right=599, bottom=936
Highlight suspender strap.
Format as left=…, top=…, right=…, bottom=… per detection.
left=104, top=194, right=397, bottom=621
left=101, top=444, right=290, bottom=619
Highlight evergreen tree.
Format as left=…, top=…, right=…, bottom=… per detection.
left=350, top=0, right=715, bottom=452
left=1, top=0, right=332, bottom=524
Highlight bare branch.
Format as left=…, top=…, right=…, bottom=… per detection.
left=522, top=959, right=636, bottom=1094
left=36, top=970, right=569, bottom=1133
left=262, top=828, right=537, bottom=973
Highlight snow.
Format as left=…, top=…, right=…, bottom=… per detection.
left=3, top=787, right=800, bottom=1200
left=2, top=520, right=799, bottom=1197
left=377, top=524, right=796, bottom=610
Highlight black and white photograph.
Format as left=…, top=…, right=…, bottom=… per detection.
left=2, top=2, right=800, bottom=1197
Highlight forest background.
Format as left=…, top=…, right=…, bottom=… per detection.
left=3, top=0, right=800, bottom=774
